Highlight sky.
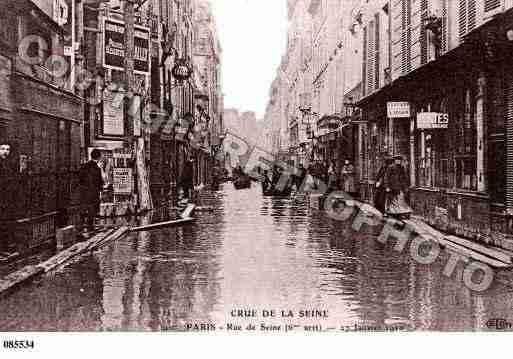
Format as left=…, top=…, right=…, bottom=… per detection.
left=210, top=0, right=288, bottom=120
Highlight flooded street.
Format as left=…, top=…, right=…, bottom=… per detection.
left=1, top=184, right=513, bottom=331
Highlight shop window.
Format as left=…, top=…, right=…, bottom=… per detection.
left=454, top=88, right=477, bottom=190
left=416, top=87, right=477, bottom=191
left=0, top=10, right=17, bottom=51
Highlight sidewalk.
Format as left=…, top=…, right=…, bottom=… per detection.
left=0, top=226, right=129, bottom=297
left=309, top=192, right=513, bottom=268
left=0, top=186, right=213, bottom=297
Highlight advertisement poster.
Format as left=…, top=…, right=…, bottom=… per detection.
left=113, top=167, right=133, bottom=194
left=103, top=90, right=124, bottom=136
left=103, top=18, right=150, bottom=73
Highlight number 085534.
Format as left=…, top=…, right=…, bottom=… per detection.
left=3, top=340, right=34, bottom=349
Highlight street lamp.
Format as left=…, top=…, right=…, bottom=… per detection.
left=298, top=106, right=319, bottom=163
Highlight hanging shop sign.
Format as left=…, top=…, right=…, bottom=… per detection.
left=103, top=90, right=125, bottom=136
left=317, top=114, right=343, bottom=130
left=387, top=102, right=411, bottom=118
left=171, top=58, right=193, bottom=81
left=417, top=112, right=448, bottom=129
left=113, top=168, right=133, bottom=194
left=103, top=18, right=150, bottom=73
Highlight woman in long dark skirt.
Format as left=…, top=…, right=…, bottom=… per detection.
left=374, top=157, right=392, bottom=214
left=384, top=155, right=412, bottom=219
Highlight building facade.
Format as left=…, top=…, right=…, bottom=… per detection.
left=266, top=0, right=363, bottom=170
left=0, top=0, right=223, bottom=252
left=268, top=0, right=513, bottom=248
left=1, top=0, right=84, bottom=251
left=356, top=0, right=513, bottom=248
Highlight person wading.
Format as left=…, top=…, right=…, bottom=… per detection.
left=79, top=149, right=104, bottom=234
left=181, top=156, right=195, bottom=201
left=328, top=160, right=338, bottom=191
left=341, top=159, right=356, bottom=196
left=374, top=155, right=392, bottom=214
left=384, top=155, right=412, bottom=219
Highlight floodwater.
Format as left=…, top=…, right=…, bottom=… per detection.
left=1, top=184, right=513, bottom=332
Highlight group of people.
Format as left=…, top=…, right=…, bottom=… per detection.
left=256, top=159, right=357, bottom=196
left=373, top=155, right=412, bottom=219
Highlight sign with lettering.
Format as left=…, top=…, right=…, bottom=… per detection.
left=113, top=168, right=133, bottom=194
left=387, top=102, right=411, bottom=118
left=417, top=112, right=449, bottom=129
left=103, top=18, right=150, bottom=73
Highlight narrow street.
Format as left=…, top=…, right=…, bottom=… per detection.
left=1, top=184, right=513, bottom=331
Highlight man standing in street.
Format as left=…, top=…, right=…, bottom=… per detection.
left=79, top=149, right=104, bottom=234
left=181, top=156, right=195, bottom=201
left=0, top=143, right=16, bottom=257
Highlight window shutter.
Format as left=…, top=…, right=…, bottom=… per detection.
left=367, top=20, right=375, bottom=94
left=505, top=70, right=513, bottom=211
left=375, top=13, right=380, bottom=90
left=362, top=25, right=367, bottom=97
left=485, top=0, right=501, bottom=13
left=406, top=0, right=412, bottom=72
left=420, top=0, right=428, bottom=65
left=441, top=0, right=448, bottom=53
left=458, top=0, right=467, bottom=40
left=468, top=0, right=477, bottom=32
left=484, top=0, right=503, bottom=19
left=401, top=0, right=407, bottom=74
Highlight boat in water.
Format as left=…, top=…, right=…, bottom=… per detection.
left=262, top=180, right=292, bottom=196
left=233, top=175, right=251, bottom=190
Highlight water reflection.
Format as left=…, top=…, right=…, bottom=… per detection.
left=1, top=184, right=513, bottom=331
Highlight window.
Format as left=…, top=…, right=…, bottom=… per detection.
left=454, top=88, right=477, bottom=190
left=416, top=84, right=477, bottom=191
left=0, top=10, right=17, bottom=51
left=488, top=66, right=506, bottom=203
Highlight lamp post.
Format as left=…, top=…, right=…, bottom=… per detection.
left=161, top=47, right=192, bottom=206
left=298, top=106, right=319, bottom=165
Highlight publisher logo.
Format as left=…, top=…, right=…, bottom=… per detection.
left=485, top=318, right=512, bottom=331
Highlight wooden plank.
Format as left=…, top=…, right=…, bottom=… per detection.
left=130, top=218, right=196, bottom=232
left=180, top=204, right=196, bottom=219
left=404, top=219, right=510, bottom=268
left=0, top=265, right=44, bottom=295
left=444, top=235, right=512, bottom=264
left=442, top=240, right=511, bottom=268
left=39, top=242, right=91, bottom=272
left=87, top=227, right=128, bottom=251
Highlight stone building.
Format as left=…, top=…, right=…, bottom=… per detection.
left=266, top=0, right=362, bottom=169
left=355, top=0, right=513, bottom=248
left=1, top=0, right=83, bottom=251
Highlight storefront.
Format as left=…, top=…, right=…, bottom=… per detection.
left=0, top=1, right=85, bottom=252
left=357, top=13, right=513, bottom=246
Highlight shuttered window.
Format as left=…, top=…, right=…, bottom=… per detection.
left=400, top=0, right=412, bottom=74
left=367, top=20, right=376, bottom=94
left=420, top=0, right=428, bottom=65
left=375, top=13, right=380, bottom=90
left=485, top=0, right=501, bottom=13
left=468, top=0, right=477, bottom=32
left=505, top=70, right=513, bottom=210
left=459, top=0, right=477, bottom=39
left=441, top=0, right=448, bottom=53
left=459, top=0, right=467, bottom=39
left=401, top=0, right=408, bottom=74
left=362, top=25, right=367, bottom=97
